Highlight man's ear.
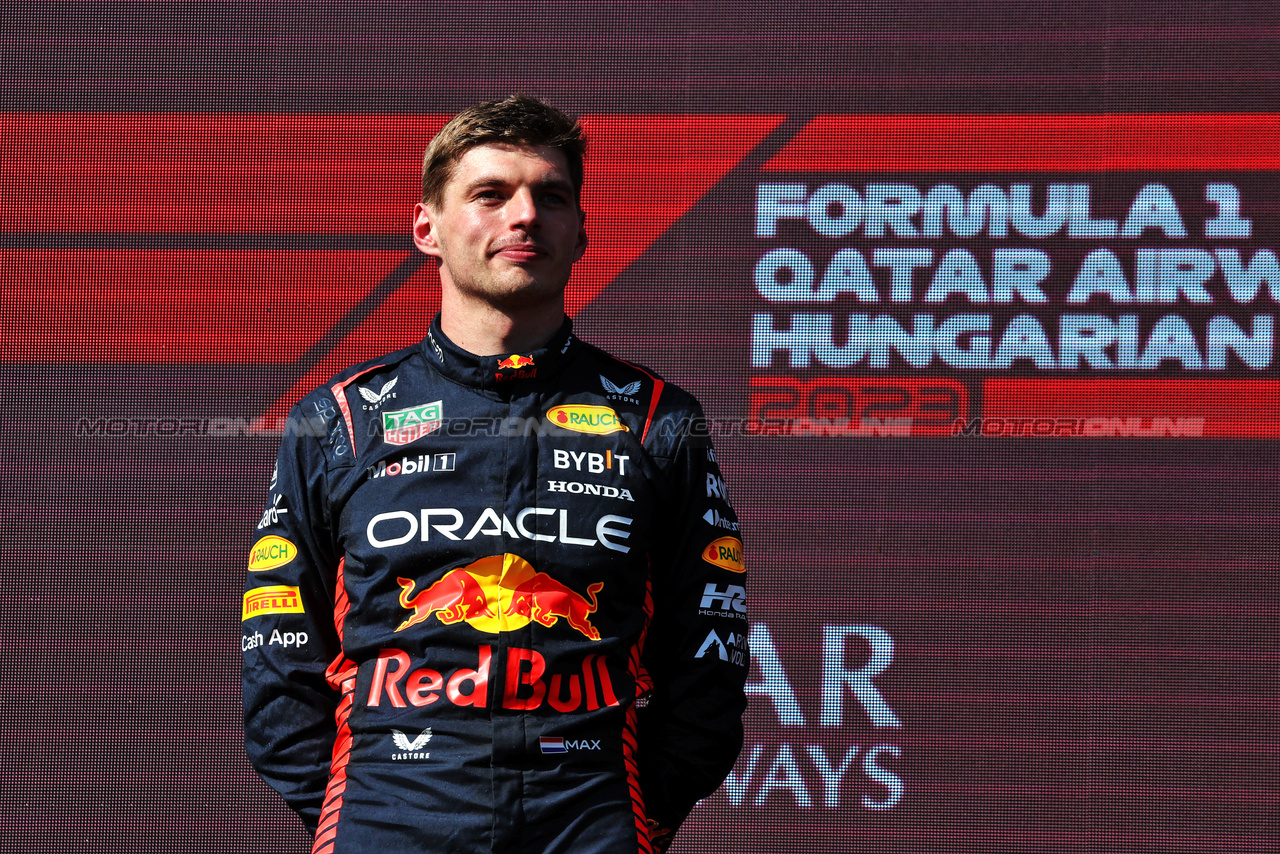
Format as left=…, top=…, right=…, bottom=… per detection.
left=412, top=202, right=441, bottom=258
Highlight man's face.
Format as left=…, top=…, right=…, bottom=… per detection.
left=413, top=142, right=587, bottom=311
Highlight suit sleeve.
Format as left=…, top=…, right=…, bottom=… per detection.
left=241, top=403, right=345, bottom=831
left=637, top=403, right=748, bottom=844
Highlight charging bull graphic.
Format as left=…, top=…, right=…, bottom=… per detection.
left=510, top=576, right=604, bottom=641
left=396, top=569, right=495, bottom=631
left=396, top=554, right=602, bottom=639
left=494, top=354, right=536, bottom=382
left=496, top=355, right=534, bottom=371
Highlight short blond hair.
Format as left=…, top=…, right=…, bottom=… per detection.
left=421, top=95, right=586, bottom=208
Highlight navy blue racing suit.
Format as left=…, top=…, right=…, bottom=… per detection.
left=242, top=316, right=747, bottom=853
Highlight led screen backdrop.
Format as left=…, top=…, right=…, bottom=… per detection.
left=2, top=3, right=1278, bottom=853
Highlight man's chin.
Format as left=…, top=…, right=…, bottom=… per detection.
left=463, top=278, right=568, bottom=312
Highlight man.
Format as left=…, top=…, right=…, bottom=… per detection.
left=243, top=95, right=747, bottom=854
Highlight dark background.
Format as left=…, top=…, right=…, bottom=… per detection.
left=1, top=4, right=1277, bottom=852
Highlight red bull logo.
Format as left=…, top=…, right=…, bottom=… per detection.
left=497, top=354, right=535, bottom=370
left=510, top=574, right=604, bottom=641
left=495, top=354, right=536, bottom=382
left=396, top=554, right=603, bottom=640
left=367, top=646, right=621, bottom=712
left=397, top=568, right=494, bottom=630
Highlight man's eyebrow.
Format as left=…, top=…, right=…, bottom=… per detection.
left=535, top=177, right=575, bottom=194
left=461, top=175, right=574, bottom=194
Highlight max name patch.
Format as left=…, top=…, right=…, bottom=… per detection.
left=242, top=585, right=305, bottom=620
left=545, top=405, right=628, bottom=435
left=702, top=537, right=744, bottom=573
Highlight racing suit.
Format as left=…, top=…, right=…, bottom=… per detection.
left=242, top=316, right=747, bottom=854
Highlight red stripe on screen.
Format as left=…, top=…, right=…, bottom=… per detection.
left=983, top=377, right=1280, bottom=437
left=765, top=114, right=1280, bottom=172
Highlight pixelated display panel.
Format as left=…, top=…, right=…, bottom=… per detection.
left=2, top=4, right=1278, bottom=853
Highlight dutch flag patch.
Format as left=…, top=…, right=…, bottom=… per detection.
left=539, top=737, right=567, bottom=754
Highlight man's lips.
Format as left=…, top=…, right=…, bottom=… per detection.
left=492, top=243, right=547, bottom=262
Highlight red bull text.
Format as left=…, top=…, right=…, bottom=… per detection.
left=367, top=646, right=621, bottom=712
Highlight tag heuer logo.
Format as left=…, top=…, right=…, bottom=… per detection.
left=382, top=401, right=442, bottom=446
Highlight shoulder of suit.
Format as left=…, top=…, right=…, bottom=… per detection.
left=574, top=340, right=699, bottom=405
left=286, top=343, right=423, bottom=462
left=327, top=343, right=422, bottom=388
left=571, top=339, right=705, bottom=455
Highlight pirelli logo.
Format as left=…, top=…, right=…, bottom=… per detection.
left=242, top=585, right=304, bottom=620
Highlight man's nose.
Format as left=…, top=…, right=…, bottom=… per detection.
left=507, top=187, right=540, bottom=229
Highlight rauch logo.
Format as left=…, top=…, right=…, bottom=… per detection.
left=545, top=405, right=628, bottom=435
left=702, top=537, right=744, bottom=573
